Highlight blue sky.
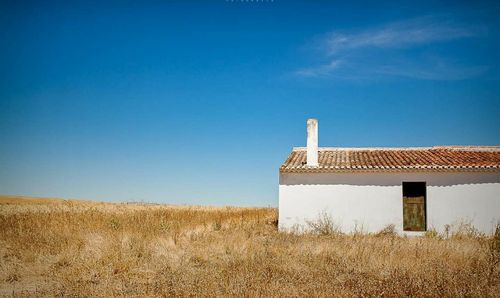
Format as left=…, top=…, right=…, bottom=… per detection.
left=1, top=0, right=499, bottom=206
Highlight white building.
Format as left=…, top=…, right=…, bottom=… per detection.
left=278, top=119, right=500, bottom=235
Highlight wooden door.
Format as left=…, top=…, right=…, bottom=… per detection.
left=403, top=196, right=426, bottom=231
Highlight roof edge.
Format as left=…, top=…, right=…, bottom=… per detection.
left=279, top=167, right=500, bottom=174
left=292, top=146, right=500, bottom=152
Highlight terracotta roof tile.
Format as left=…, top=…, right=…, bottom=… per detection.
left=280, top=146, right=500, bottom=173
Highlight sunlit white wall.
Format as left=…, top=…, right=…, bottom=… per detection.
left=279, top=171, right=500, bottom=235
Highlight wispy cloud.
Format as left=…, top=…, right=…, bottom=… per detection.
left=374, top=62, right=489, bottom=81
left=294, top=59, right=343, bottom=77
left=295, top=16, right=488, bottom=81
left=325, top=17, right=485, bottom=54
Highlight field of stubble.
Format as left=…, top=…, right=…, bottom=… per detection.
left=0, top=195, right=499, bottom=297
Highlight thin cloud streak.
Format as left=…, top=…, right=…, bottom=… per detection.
left=325, top=16, right=486, bottom=54
left=294, top=16, right=488, bottom=81
left=294, top=60, right=343, bottom=77
left=374, top=64, right=490, bottom=81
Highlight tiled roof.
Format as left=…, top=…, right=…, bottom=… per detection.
left=280, top=146, right=500, bottom=173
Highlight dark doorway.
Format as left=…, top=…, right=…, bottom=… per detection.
left=402, top=182, right=426, bottom=231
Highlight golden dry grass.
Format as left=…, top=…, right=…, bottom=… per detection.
left=0, top=195, right=499, bottom=297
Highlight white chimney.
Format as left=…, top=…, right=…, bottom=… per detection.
left=306, top=118, right=318, bottom=167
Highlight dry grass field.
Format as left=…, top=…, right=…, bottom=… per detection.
left=1, top=195, right=499, bottom=297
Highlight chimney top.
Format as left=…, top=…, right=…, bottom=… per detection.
left=306, top=118, right=318, bottom=167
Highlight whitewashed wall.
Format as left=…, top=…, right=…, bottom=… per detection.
left=279, top=172, right=500, bottom=235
